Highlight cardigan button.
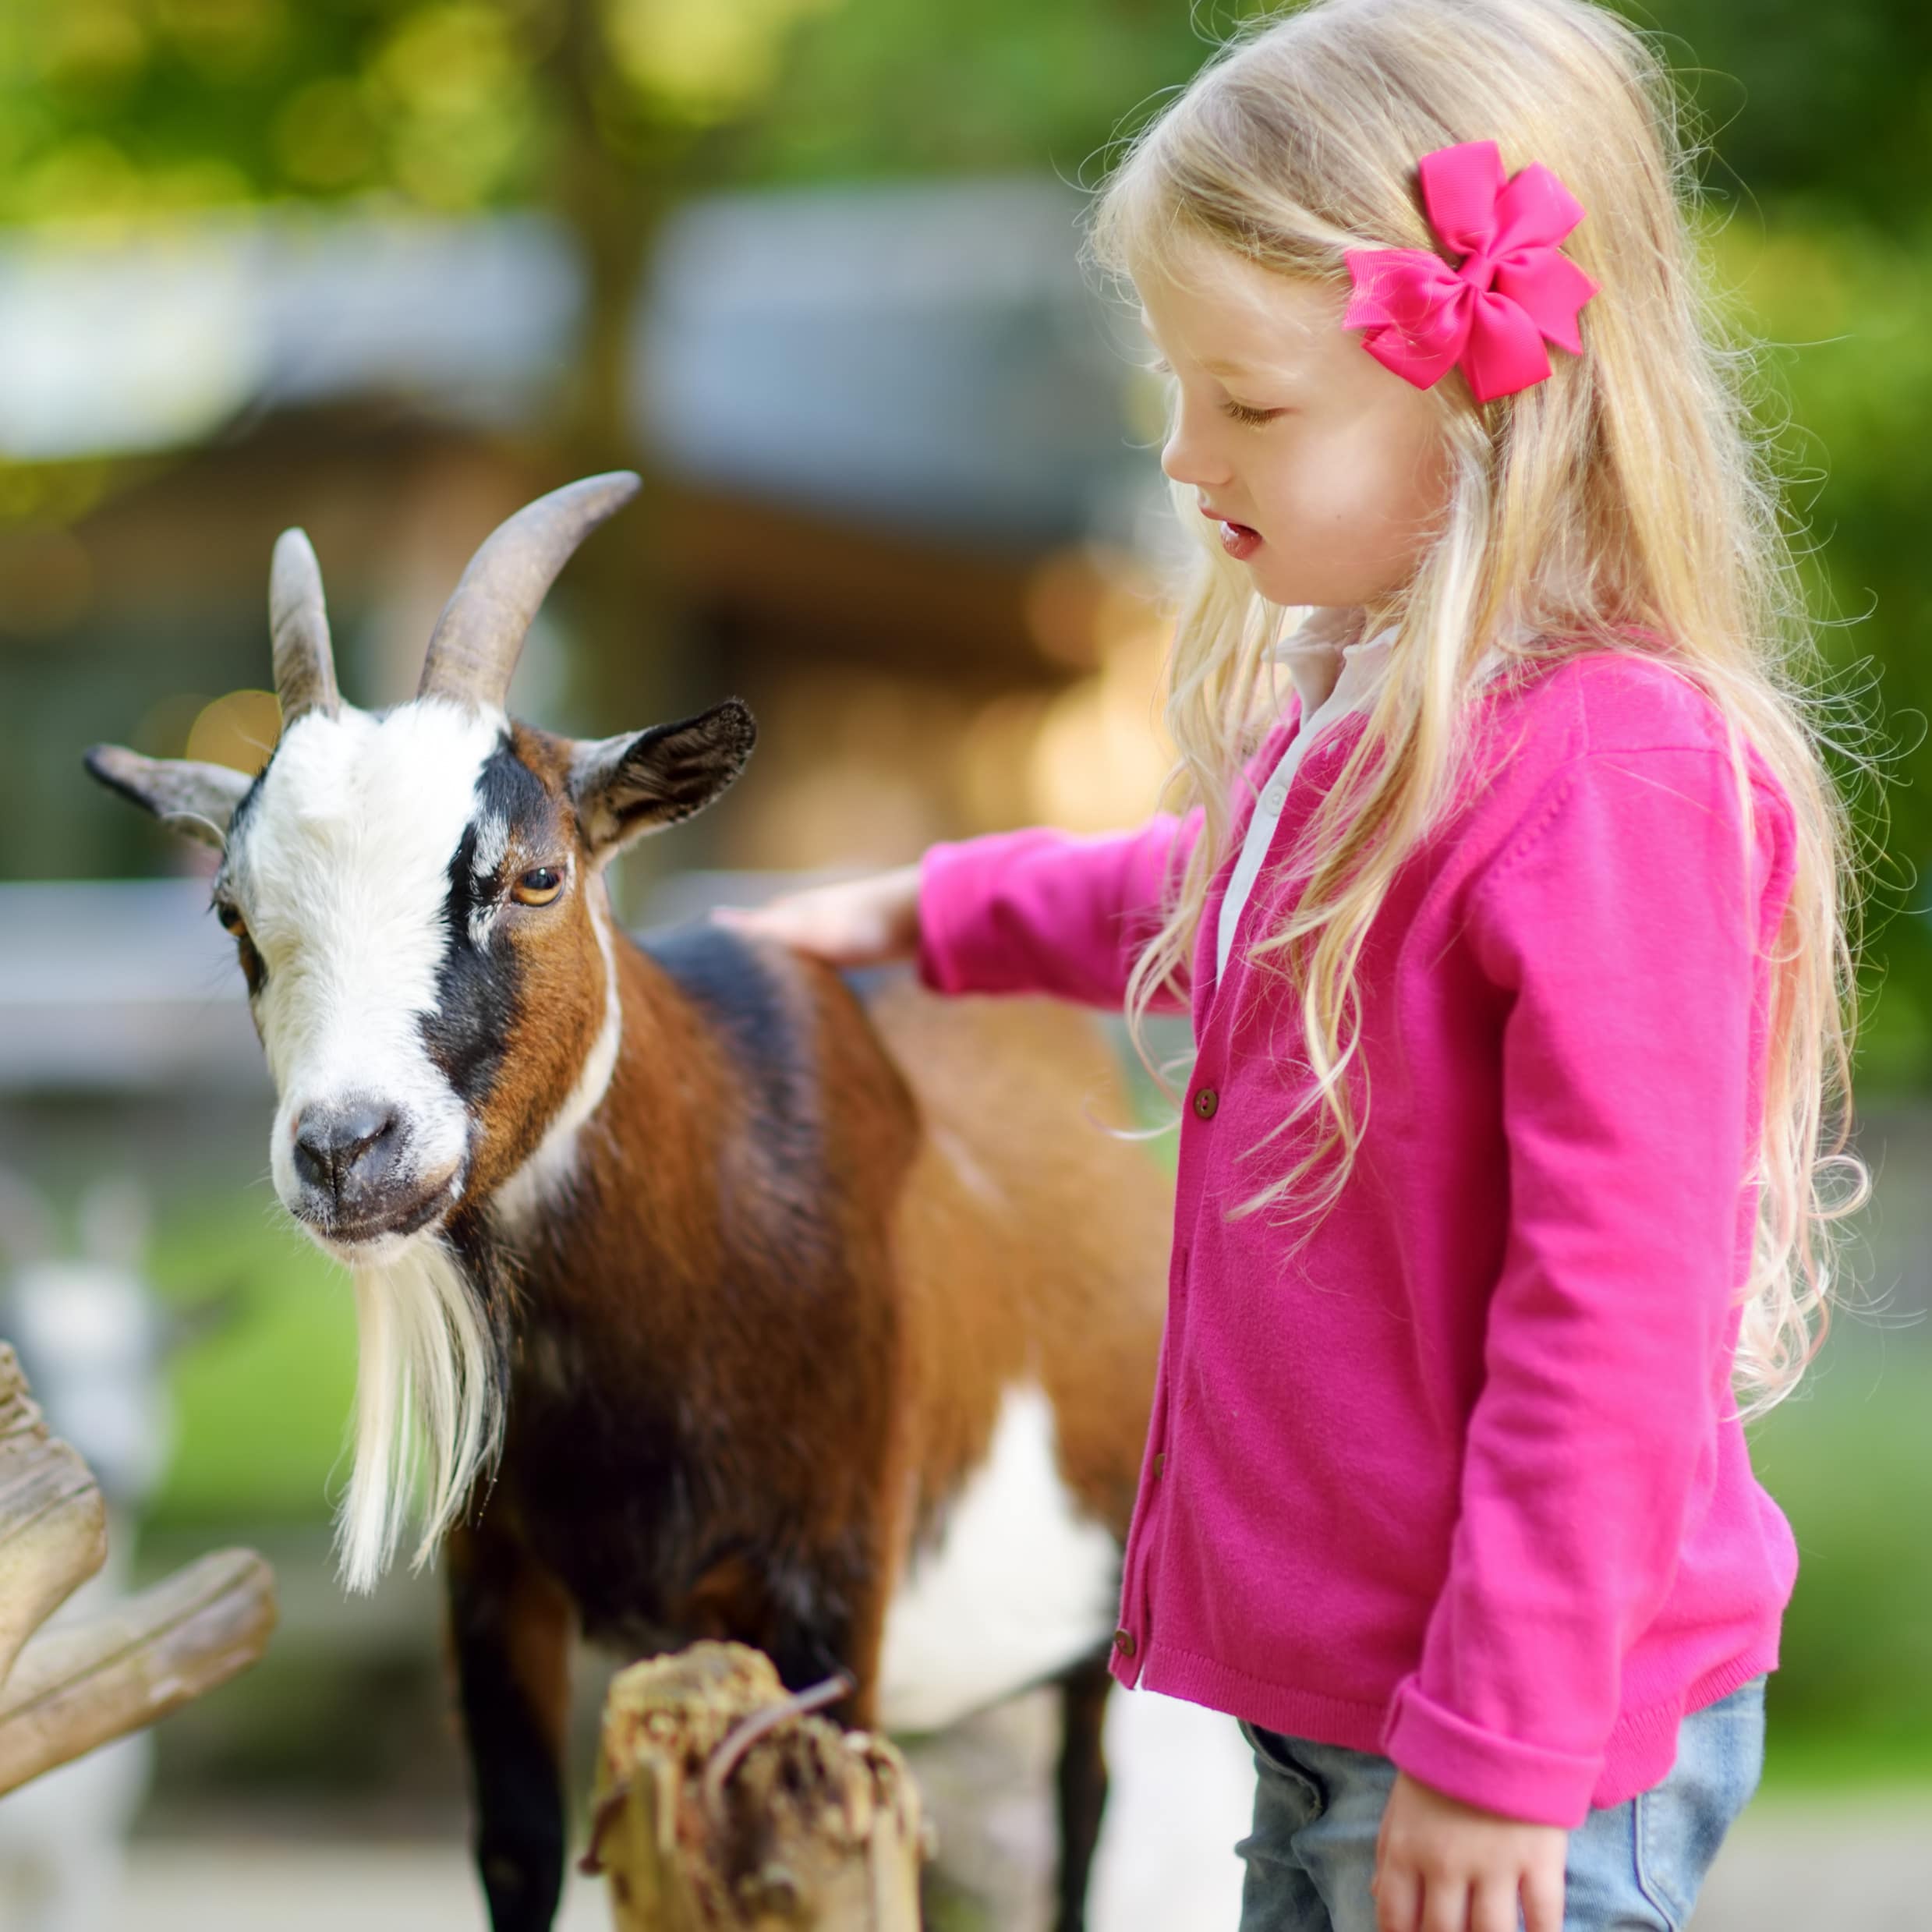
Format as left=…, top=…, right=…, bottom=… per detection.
left=1113, top=1628, right=1137, bottom=1658
left=1192, top=1085, right=1219, bottom=1119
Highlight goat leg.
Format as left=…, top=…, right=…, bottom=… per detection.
left=1053, top=1647, right=1115, bottom=1932
left=444, top=1520, right=577, bottom=1932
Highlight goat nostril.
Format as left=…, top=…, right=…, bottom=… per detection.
left=337, top=1102, right=395, bottom=1164
left=292, top=1103, right=400, bottom=1203
left=292, top=1123, right=332, bottom=1194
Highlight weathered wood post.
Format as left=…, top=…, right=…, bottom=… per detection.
left=583, top=1640, right=927, bottom=1930
left=0, top=1341, right=277, bottom=1796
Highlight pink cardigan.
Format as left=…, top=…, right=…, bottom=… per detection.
left=915, top=649, right=1799, bottom=1827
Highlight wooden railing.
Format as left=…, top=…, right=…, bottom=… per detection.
left=0, top=1343, right=275, bottom=1798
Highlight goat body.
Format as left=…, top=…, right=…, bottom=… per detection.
left=445, top=922, right=1169, bottom=1928
left=84, top=473, right=1171, bottom=1931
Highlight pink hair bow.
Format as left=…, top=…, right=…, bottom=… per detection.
left=1343, top=140, right=1600, bottom=405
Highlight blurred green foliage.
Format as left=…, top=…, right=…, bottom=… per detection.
left=0, top=0, right=555, bottom=220
left=0, top=0, right=858, bottom=221
left=1695, top=214, right=1932, bottom=1087
left=8, top=0, right=1928, bottom=216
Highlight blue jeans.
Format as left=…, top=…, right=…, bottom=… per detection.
left=1235, top=1676, right=1767, bottom=1930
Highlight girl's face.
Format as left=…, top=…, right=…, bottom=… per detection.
left=1137, top=242, right=1456, bottom=610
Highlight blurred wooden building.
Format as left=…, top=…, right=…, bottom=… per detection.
left=2, top=179, right=1184, bottom=915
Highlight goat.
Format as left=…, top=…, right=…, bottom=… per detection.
left=84, top=472, right=1171, bottom=1932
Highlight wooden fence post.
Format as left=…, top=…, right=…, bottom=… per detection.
left=583, top=1640, right=927, bottom=1930
left=0, top=1341, right=277, bottom=1797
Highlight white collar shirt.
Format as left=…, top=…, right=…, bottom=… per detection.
left=1213, top=622, right=1518, bottom=983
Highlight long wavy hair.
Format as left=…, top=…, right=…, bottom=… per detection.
left=1081, top=0, right=1874, bottom=1414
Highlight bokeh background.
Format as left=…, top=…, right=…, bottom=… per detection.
left=0, top=0, right=1927, bottom=1927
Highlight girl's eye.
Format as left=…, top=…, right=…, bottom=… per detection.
left=1142, top=355, right=1279, bottom=427
left=512, top=867, right=564, bottom=907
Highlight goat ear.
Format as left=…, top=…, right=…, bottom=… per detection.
left=83, top=745, right=253, bottom=850
left=568, top=699, right=756, bottom=862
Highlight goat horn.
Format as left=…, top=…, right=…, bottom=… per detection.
left=269, top=529, right=340, bottom=727
left=417, top=472, right=642, bottom=710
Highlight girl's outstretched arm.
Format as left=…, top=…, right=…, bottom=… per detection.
left=711, top=805, right=1209, bottom=1010
left=911, top=805, right=1208, bottom=1010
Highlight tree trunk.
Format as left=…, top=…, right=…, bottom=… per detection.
left=0, top=1342, right=277, bottom=1798
left=584, top=1641, right=926, bottom=1930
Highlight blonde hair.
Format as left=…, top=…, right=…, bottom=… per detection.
left=1082, top=0, right=1874, bottom=1414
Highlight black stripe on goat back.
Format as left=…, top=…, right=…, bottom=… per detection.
left=636, top=919, right=836, bottom=1268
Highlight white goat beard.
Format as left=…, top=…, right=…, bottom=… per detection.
left=334, top=1241, right=501, bottom=1594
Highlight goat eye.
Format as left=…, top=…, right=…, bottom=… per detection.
left=215, top=901, right=248, bottom=937
left=512, top=867, right=564, bottom=907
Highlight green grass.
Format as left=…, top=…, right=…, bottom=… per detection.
left=147, top=1194, right=357, bottom=1526
left=1749, top=1343, right=1932, bottom=1790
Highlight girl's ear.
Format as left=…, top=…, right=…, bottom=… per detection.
left=83, top=745, right=253, bottom=850
left=568, top=699, right=757, bottom=863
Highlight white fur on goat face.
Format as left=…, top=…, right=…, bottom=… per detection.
left=221, top=697, right=508, bottom=1258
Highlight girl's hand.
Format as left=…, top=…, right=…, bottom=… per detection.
left=1372, top=1771, right=1566, bottom=1932
left=706, top=863, right=923, bottom=968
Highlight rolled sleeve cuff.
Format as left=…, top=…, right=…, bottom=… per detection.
left=915, top=838, right=1001, bottom=996
left=1381, top=1677, right=1601, bottom=1828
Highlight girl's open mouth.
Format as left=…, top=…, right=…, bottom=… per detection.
left=1201, top=503, right=1263, bottom=558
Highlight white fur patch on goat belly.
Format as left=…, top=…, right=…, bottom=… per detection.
left=876, top=1382, right=1121, bottom=1735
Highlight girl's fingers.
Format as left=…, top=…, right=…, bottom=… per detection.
left=726, top=904, right=805, bottom=937
left=1520, top=1861, right=1566, bottom=1932
left=710, top=900, right=859, bottom=956
left=707, top=868, right=921, bottom=967
left=1469, top=1876, right=1519, bottom=1932
left=1373, top=1863, right=1420, bottom=1932
left=709, top=901, right=812, bottom=934
left=705, top=904, right=767, bottom=931
left=1418, top=1877, right=1471, bottom=1932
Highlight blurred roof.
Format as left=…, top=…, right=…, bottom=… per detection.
left=0, top=211, right=582, bottom=462
left=0, top=179, right=1151, bottom=552
left=635, top=175, right=1146, bottom=548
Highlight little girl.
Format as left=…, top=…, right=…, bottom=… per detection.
left=713, top=0, right=1867, bottom=1925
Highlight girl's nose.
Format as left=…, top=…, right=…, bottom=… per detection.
left=1161, top=412, right=1230, bottom=490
